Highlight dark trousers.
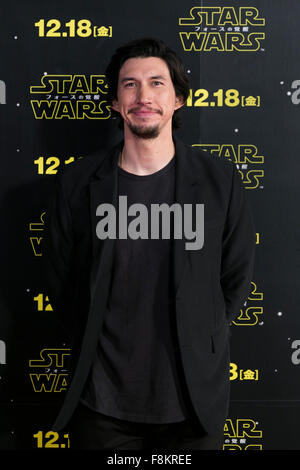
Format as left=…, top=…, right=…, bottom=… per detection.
left=67, top=402, right=224, bottom=450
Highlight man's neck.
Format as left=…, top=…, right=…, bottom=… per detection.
left=120, top=129, right=175, bottom=176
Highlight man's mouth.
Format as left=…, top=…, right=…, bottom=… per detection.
left=130, top=109, right=160, bottom=117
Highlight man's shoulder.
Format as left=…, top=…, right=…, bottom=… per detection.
left=58, top=149, right=108, bottom=177
left=55, top=144, right=117, bottom=187
left=182, top=140, right=234, bottom=182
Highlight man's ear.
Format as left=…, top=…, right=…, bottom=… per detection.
left=111, top=99, right=119, bottom=112
left=175, top=95, right=185, bottom=110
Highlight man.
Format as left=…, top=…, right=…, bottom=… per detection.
left=43, top=37, right=256, bottom=450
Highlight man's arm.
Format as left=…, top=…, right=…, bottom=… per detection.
left=42, top=170, right=75, bottom=337
left=220, top=164, right=256, bottom=324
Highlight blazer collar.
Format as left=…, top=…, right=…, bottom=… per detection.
left=93, top=134, right=199, bottom=188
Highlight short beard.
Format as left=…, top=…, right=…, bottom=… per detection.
left=127, top=122, right=160, bottom=140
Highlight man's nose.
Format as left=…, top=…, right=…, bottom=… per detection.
left=136, top=84, right=152, bottom=103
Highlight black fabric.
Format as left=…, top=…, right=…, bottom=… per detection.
left=68, top=401, right=224, bottom=450
left=81, top=156, right=191, bottom=423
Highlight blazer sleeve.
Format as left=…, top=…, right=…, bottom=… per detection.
left=220, top=164, right=256, bottom=324
left=42, top=170, right=76, bottom=337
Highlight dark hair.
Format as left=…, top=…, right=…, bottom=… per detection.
left=105, top=37, right=190, bottom=130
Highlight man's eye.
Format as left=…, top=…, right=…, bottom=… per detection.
left=125, top=82, right=135, bottom=88
left=153, top=81, right=163, bottom=86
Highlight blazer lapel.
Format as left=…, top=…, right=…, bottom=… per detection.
left=89, top=141, right=121, bottom=301
left=172, top=136, right=201, bottom=297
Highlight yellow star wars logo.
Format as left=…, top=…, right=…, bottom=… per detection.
left=223, top=419, right=262, bottom=450
left=179, top=6, right=265, bottom=52
left=233, top=282, right=263, bottom=327
left=29, top=348, right=71, bottom=392
left=30, top=74, right=110, bottom=119
left=29, top=212, right=45, bottom=256
left=193, top=144, right=264, bottom=190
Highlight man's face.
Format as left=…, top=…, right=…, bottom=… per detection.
left=111, top=56, right=184, bottom=139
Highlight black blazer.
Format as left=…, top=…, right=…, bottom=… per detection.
left=43, top=135, right=256, bottom=435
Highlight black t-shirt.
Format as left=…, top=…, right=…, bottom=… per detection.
left=80, top=156, right=190, bottom=423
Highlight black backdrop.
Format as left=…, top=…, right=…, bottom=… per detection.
left=0, top=0, right=300, bottom=451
